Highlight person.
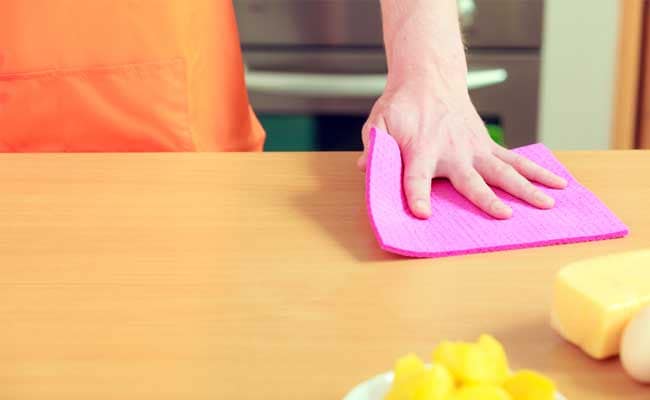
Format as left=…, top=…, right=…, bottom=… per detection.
left=0, top=1, right=264, bottom=152
left=0, top=0, right=565, bottom=219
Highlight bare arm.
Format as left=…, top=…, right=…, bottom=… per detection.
left=360, top=0, right=567, bottom=219
left=380, top=0, right=467, bottom=93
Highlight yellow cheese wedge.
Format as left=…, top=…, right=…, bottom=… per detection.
left=551, top=251, right=650, bottom=359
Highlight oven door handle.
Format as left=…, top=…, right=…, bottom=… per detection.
left=245, top=68, right=507, bottom=98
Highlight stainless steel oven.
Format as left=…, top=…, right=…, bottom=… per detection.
left=234, top=0, right=543, bottom=150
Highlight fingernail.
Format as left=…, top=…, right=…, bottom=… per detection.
left=492, top=202, right=512, bottom=218
left=557, top=177, right=568, bottom=187
left=535, top=191, right=554, bottom=207
left=415, top=199, right=430, bottom=214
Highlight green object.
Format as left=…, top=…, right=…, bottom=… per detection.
left=260, top=115, right=506, bottom=151
left=486, top=124, right=505, bottom=146
left=260, top=115, right=317, bottom=151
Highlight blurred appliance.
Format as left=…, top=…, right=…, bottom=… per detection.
left=234, top=0, right=543, bottom=150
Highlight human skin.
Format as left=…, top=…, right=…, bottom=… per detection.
left=359, top=0, right=567, bottom=219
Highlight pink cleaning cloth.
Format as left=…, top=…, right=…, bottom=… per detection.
left=365, top=128, right=628, bottom=258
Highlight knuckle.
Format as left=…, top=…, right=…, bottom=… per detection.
left=455, top=168, right=476, bottom=184
left=400, top=134, right=418, bottom=153
left=404, top=159, right=432, bottom=185
left=472, top=185, right=494, bottom=207
left=383, top=101, right=403, bottom=124
left=404, top=170, right=430, bottom=183
left=454, top=171, right=482, bottom=196
left=511, top=154, right=529, bottom=170
left=540, top=169, right=555, bottom=180
left=403, top=177, right=429, bottom=198
left=493, top=161, right=514, bottom=177
left=400, top=135, right=430, bottom=156
left=481, top=193, right=499, bottom=208
left=526, top=185, right=540, bottom=200
left=387, top=112, right=422, bottom=140
left=473, top=151, right=493, bottom=167
left=478, top=190, right=499, bottom=207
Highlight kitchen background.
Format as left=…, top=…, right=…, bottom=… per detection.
left=234, top=0, right=632, bottom=151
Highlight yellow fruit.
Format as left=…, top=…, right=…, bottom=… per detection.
left=385, top=354, right=426, bottom=400
left=394, top=353, right=427, bottom=384
left=432, top=339, right=503, bottom=385
left=384, top=386, right=410, bottom=400
left=432, top=341, right=466, bottom=382
left=387, top=337, right=558, bottom=400
left=412, top=364, right=455, bottom=400
left=384, top=377, right=413, bottom=400
left=503, top=370, right=556, bottom=400
left=449, top=385, right=513, bottom=400
left=478, top=335, right=510, bottom=383
left=461, top=343, right=496, bottom=384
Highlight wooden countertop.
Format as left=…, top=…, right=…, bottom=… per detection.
left=0, top=151, right=647, bottom=399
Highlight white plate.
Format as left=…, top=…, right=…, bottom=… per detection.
left=343, top=369, right=567, bottom=400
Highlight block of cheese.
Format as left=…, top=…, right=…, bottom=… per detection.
left=551, top=251, right=650, bottom=359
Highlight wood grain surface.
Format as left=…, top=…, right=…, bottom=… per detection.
left=0, top=151, right=647, bottom=399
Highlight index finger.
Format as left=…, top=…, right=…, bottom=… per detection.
left=494, top=147, right=568, bottom=189
left=450, top=167, right=513, bottom=219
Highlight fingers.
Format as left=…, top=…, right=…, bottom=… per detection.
left=356, top=153, right=368, bottom=170
left=358, top=115, right=387, bottom=172
left=403, top=153, right=434, bottom=219
left=494, top=146, right=567, bottom=189
left=450, top=167, right=512, bottom=219
left=477, top=155, right=555, bottom=209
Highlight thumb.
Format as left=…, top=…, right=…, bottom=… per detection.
left=358, top=115, right=387, bottom=172
left=402, top=151, right=435, bottom=219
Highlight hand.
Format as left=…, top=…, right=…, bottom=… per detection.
left=358, top=78, right=568, bottom=220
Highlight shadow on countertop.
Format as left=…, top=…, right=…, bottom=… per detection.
left=291, top=151, right=403, bottom=263
left=490, top=316, right=642, bottom=400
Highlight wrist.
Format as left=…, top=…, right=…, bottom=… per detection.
left=386, top=58, right=470, bottom=101
left=385, top=38, right=469, bottom=96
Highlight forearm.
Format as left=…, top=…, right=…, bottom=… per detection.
left=379, top=0, right=467, bottom=93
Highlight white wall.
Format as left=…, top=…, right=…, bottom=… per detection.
left=538, top=0, right=619, bottom=150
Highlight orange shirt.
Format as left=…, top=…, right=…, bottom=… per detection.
left=0, top=0, right=265, bottom=152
